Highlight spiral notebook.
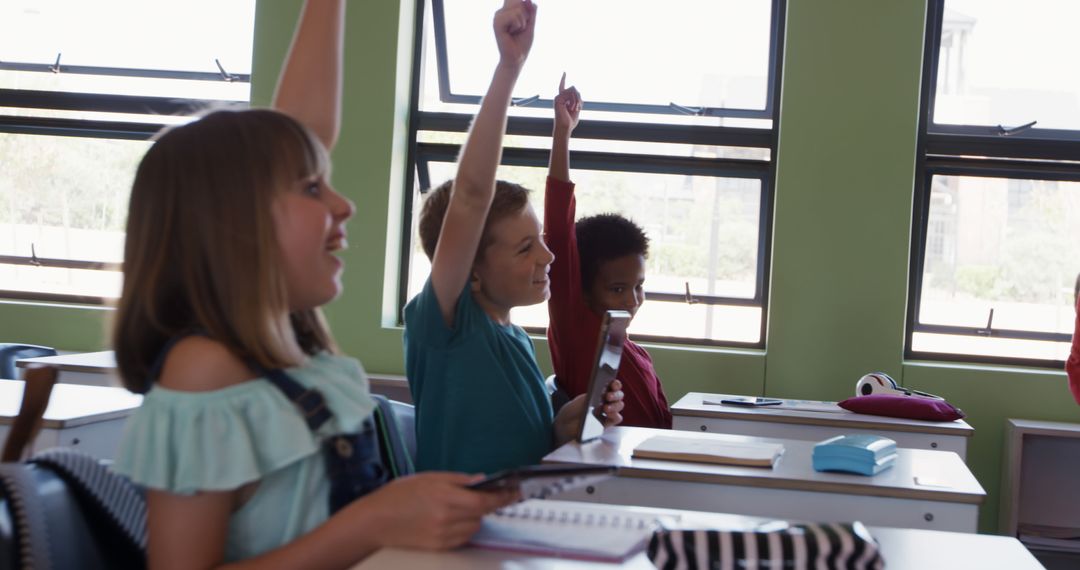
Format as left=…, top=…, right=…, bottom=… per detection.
left=470, top=500, right=674, bottom=562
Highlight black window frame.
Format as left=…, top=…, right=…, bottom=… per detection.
left=429, top=0, right=781, bottom=120
left=906, top=0, right=1080, bottom=368
left=0, top=61, right=250, bottom=306
left=399, top=0, right=787, bottom=348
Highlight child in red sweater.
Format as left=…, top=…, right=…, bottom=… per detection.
left=544, top=74, right=673, bottom=429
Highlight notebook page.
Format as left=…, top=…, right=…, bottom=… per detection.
left=470, top=501, right=673, bottom=562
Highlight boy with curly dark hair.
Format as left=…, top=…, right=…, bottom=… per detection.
left=544, top=74, right=672, bottom=429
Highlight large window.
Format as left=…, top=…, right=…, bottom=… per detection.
left=0, top=0, right=256, bottom=304
left=909, top=0, right=1080, bottom=366
left=402, top=0, right=785, bottom=346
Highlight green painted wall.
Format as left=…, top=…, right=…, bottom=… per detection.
left=3, top=0, right=1078, bottom=534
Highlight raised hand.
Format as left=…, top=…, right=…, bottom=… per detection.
left=494, top=0, right=537, bottom=71
left=554, top=72, right=583, bottom=136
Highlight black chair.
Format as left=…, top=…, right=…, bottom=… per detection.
left=0, top=344, right=57, bottom=380
left=545, top=375, right=571, bottom=415
left=387, top=400, right=417, bottom=469
left=371, top=395, right=416, bottom=477
left=0, top=451, right=147, bottom=570
left=0, top=365, right=146, bottom=570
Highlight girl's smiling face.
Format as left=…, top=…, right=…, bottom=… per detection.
left=273, top=174, right=355, bottom=311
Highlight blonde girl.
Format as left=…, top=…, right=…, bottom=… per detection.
left=112, top=2, right=512, bottom=568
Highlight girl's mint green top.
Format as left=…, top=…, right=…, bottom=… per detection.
left=114, top=352, right=376, bottom=562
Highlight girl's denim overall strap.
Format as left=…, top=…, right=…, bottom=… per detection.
left=255, top=365, right=333, bottom=432
left=249, top=360, right=390, bottom=513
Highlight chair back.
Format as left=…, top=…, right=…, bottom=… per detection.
left=0, top=364, right=146, bottom=570
left=546, top=375, right=571, bottom=415
left=371, top=395, right=416, bottom=477
left=1, top=367, right=57, bottom=462
left=0, top=344, right=56, bottom=380
left=0, top=449, right=147, bottom=570
left=387, top=400, right=417, bottom=467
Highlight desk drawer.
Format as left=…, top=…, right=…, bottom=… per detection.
left=0, top=417, right=129, bottom=461
left=673, top=416, right=968, bottom=460
left=560, top=476, right=979, bottom=533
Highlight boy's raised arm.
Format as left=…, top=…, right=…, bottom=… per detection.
left=430, top=0, right=536, bottom=326
left=272, top=0, right=345, bottom=151
left=549, top=73, right=581, bottom=183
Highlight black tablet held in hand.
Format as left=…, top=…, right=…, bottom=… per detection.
left=468, top=464, right=618, bottom=498
left=719, top=396, right=783, bottom=407
left=578, top=310, right=632, bottom=443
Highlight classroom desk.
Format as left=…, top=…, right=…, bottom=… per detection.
left=0, top=379, right=142, bottom=459
left=671, top=392, right=974, bottom=460
left=354, top=500, right=1041, bottom=570
left=543, top=427, right=984, bottom=533
left=16, top=350, right=118, bottom=386
left=14, top=350, right=416, bottom=401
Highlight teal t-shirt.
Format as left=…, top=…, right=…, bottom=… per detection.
left=404, top=279, right=554, bottom=474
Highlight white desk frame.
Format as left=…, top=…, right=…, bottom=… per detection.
left=15, top=350, right=118, bottom=386
left=544, top=427, right=984, bottom=533
left=671, top=392, right=973, bottom=460
left=0, top=380, right=142, bottom=459
left=15, top=350, right=415, bottom=402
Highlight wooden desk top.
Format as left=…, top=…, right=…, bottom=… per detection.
left=355, top=501, right=1039, bottom=570
left=0, top=379, right=142, bottom=428
left=544, top=427, right=984, bottom=504
left=672, top=392, right=973, bottom=437
left=16, top=350, right=116, bottom=374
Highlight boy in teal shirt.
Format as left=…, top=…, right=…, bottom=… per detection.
left=404, top=0, right=624, bottom=474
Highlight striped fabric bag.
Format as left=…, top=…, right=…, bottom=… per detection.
left=647, top=521, right=884, bottom=570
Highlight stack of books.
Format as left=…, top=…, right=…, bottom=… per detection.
left=632, top=435, right=784, bottom=468
left=812, top=434, right=897, bottom=476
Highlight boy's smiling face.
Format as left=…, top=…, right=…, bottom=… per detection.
left=584, top=253, right=646, bottom=320
left=471, top=203, right=555, bottom=323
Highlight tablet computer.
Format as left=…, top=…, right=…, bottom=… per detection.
left=467, top=464, right=618, bottom=496
left=578, top=310, right=632, bottom=443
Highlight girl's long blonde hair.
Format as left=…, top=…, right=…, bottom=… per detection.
left=113, top=109, right=338, bottom=394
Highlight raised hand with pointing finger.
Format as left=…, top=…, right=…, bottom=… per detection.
left=554, top=72, right=583, bottom=137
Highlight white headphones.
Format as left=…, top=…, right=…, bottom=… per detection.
left=855, top=372, right=943, bottom=400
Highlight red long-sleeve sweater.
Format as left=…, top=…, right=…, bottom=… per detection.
left=1065, top=298, right=1080, bottom=405
left=544, top=176, right=673, bottom=428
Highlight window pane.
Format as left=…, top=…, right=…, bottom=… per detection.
left=406, top=158, right=762, bottom=342
left=423, top=0, right=773, bottom=121
left=916, top=174, right=1080, bottom=358
left=934, top=0, right=1080, bottom=131
left=510, top=300, right=761, bottom=344
left=2, top=0, right=256, bottom=73
left=0, top=132, right=145, bottom=300
left=911, top=332, right=1069, bottom=362
left=1, top=0, right=255, bottom=100
left=0, top=264, right=121, bottom=300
